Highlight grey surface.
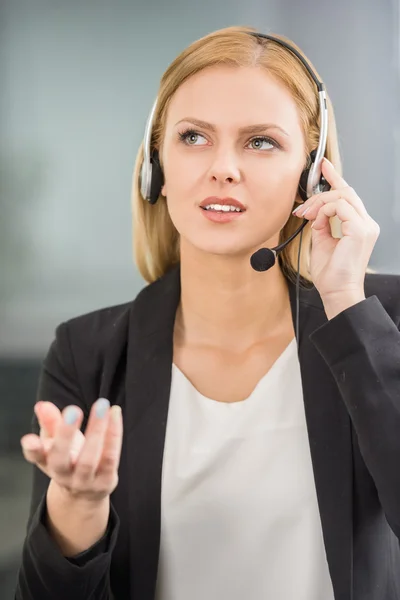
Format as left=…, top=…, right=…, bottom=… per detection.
left=0, top=0, right=399, bottom=358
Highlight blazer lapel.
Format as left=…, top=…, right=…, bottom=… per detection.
left=125, top=266, right=181, bottom=600
left=288, top=278, right=353, bottom=600
left=125, top=265, right=353, bottom=600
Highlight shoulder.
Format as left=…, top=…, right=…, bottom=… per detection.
left=58, top=296, right=140, bottom=360
left=44, top=268, right=180, bottom=406
left=44, top=292, right=152, bottom=408
left=62, top=264, right=180, bottom=340
left=53, top=265, right=180, bottom=367
left=62, top=299, right=134, bottom=343
left=43, top=300, right=136, bottom=405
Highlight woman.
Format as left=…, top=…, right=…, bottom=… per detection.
left=16, top=26, right=400, bottom=600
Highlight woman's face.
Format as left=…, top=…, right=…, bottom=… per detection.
left=160, top=65, right=306, bottom=258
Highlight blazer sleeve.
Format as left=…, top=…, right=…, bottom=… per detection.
left=15, top=321, right=120, bottom=600
left=309, top=295, right=400, bottom=539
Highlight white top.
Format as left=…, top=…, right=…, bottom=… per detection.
left=155, top=338, right=335, bottom=600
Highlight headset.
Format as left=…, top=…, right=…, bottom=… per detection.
left=139, top=32, right=330, bottom=352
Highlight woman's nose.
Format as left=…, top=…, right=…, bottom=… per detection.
left=209, top=152, right=241, bottom=185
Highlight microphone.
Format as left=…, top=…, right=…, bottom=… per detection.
left=250, top=218, right=308, bottom=272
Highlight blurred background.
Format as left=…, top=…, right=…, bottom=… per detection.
left=1, top=0, right=399, bottom=596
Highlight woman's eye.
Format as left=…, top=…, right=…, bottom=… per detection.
left=248, top=136, right=277, bottom=150
left=178, top=130, right=278, bottom=150
left=179, top=130, right=207, bottom=145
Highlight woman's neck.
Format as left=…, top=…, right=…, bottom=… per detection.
left=175, top=248, right=293, bottom=353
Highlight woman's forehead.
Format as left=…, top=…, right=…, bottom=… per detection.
left=166, top=66, right=302, bottom=135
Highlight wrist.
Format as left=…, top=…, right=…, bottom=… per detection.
left=322, top=290, right=366, bottom=320
left=46, top=480, right=110, bottom=556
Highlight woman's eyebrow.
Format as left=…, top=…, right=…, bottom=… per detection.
left=174, top=117, right=289, bottom=137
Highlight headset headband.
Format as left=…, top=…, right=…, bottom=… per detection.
left=140, top=32, right=328, bottom=203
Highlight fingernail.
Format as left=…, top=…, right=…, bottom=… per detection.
left=292, top=204, right=303, bottom=214
left=294, top=205, right=310, bottom=218
left=95, top=398, right=110, bottom=419
left=110, top=405, right=121, bottom=423
left=64, top=406, right=79, bottom=425
left=323, top=157, right=333, bottom=166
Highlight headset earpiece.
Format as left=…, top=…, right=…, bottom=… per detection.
left=298, top=169, right=310, bottom=202
left=148, top=149, right=164, bottom=205
left=298, top=149, right=317, bottom=202
left=140, top=148, right=164, bottom=205
left=298, top=148, right=330, bottom=202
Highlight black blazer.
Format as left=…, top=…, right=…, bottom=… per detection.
left=16, top=264, right=400, bottom=600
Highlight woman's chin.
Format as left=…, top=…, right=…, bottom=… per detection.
left=187, top=239, right=257, bottom=260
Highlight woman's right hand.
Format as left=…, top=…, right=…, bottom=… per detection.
left=20, top=398, right=123, bottom=503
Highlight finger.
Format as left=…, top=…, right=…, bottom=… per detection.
left=295, top=188, right=367, bottom=220
left=21, top=434, right=47, bottom=466
left=321, top=158, right=349, bottom=190
left=33, top=401, right=47, bottom=437
left=293, top=189, right=342, bottom=216
left=46, top=405, right=84, bottom=476
left=70, top=430, right=86, bottom=465
left=73, top=398, right=111, bottom=481
left=40, top=431, right=84, bottom=464
left=312, top=199, right=363, bottom=234
left=35, top=401, right=62, bottom=440
left=97, top=405, right=123, bottom=478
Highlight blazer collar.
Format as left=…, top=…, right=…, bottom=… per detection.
left=124, top=264, right=353, bottom=600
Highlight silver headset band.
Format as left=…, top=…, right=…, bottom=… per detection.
left=143, top=98, right=158, bottom=166
left=307, top=89, right=328, bottom=197
left=141, top=98, right=158, bottom=199
left=142, top=33, right=328, bottom=200
left=251, top=34, right=328, bottom=199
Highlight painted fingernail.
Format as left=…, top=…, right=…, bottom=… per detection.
left=95, top=398, right=110, bottom=419
left=292, top=204, right=303, bottom=214
left=110, top=405, right=121, bottom=423
left=294, top=205, right=311, bottom=217
left=64, top=406, right=79, bottom=425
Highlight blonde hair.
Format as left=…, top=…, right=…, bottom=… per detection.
left=132, top=25, right=373, bottom=284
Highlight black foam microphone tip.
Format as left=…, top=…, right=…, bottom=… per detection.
left=250, top=248, right=276, bottom=272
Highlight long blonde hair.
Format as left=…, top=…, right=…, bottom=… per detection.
left=132, top=26, right=367, bottom=284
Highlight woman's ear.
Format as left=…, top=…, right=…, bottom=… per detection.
left=161, top=182, right=167, bottom=196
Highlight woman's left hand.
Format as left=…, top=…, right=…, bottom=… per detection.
left=293, top=158, right=380, bottom=317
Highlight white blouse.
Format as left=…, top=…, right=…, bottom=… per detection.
left=155, top=337, right=335, bottom=600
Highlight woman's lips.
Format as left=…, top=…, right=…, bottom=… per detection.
left=200, top=197, right=246, bottom=211
left=200, top=206, right=245, bottom=223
